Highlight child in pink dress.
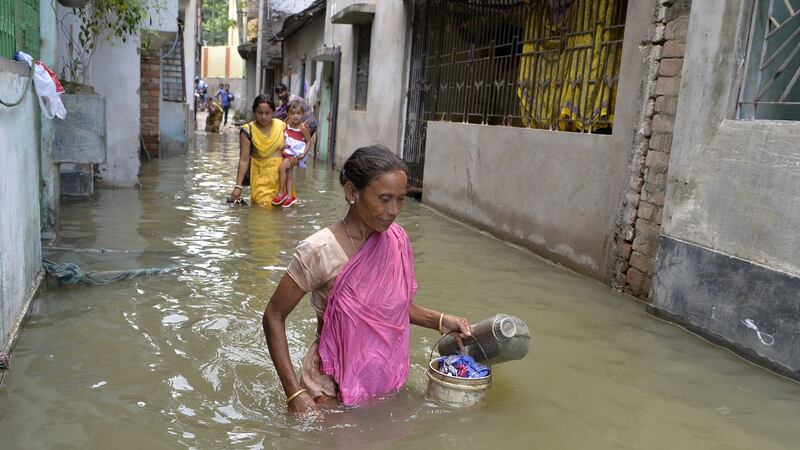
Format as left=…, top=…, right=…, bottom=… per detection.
left=272, top=101, right=314, bottom=207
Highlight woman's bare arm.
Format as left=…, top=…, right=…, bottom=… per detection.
left=409, top=303, right=471, bottom=337
left=231, top=133, right=252, bottom=201
left=263, top=274, right=318, bottom=413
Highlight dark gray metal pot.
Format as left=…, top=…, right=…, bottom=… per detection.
left=57, top=0, right=89, bottom=9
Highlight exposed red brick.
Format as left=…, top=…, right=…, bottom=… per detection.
left=661, top=41, right=685, bottom=58
left=658, top=58, right=683, bottom=77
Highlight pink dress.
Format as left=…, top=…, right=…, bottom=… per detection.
left=286, top=224, right=418, bottom=405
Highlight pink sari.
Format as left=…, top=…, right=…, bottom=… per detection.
left=317, top=223, right=418, bottom=406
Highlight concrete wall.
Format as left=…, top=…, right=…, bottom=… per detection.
left=244, top=56, right=257, bottom=117
left=160, top=101, right=189, bottom=154
left=281, top=14, right=325, bottom=98
left=55, top=6, right=141, bottom=187
left=422, top=1, right=655, bottom=280
left=201, top=46, right=245, bottom=78
left=183, top=0, right=198, bottom=114
left=327, top=0, right=410, bottom=166
left=91, top=34, right=141, bottom=187
left=0, top=59, right=44, bottom=353
left=149, top=0, right=180, bottom=33
left=650, top=0, right=800, bottom=379
left=39, top=0, right=59, bottom=238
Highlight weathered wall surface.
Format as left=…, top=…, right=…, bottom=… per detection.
left=55, top=6, right=141, bottom=187
left=39, top=0, right=59, bottom=238
left=91, top=35, right=141, bottom=187
left=613, top=0, right=691, bottom=297
left=160, top=101, right=189, bottom=155
left=281, top=14, right=324, bottom=98
left=183, top=0, right=198, bottom=114
left=650, top=0, right=800, bottom=380
left=425, top=124, right=621, bottom=276
left=0, top=60, right=43, bottom=352
left=328, top=0, right=410, bottom=166
left=422, top=1, right=654, bottom=280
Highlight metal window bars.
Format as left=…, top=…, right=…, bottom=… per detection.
left=0, top=0, right=39, bottom=61
left=402, top=0, right=627, bottom=190
left=738, top=0, right=800, bottom=120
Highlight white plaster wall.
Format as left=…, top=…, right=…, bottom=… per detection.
left=183, top=0, right=198, bottom=113
left=662, top=0, right=800, bottom=276
left=91, top=35, right=141, bottom=187
left=0, top=62, right=43, bottom=351
left=149, top=0, right=180, bottom=33
left=326, top=0, right=410, bottom=165
left=40, top=0, right=59, bottom=236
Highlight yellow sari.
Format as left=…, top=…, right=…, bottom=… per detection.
left=242, top=119, right=286, bottom=205
left=206, top=101, right=223, bottom=132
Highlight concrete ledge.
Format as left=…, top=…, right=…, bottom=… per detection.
left=60, top=163, right=94, bottom=197
left=54, top=94, right=107, bottom=164
left=310, top=46, right=338, bottom=62
left=0, top=57, right=31, bottom=76
left=650, top=235, right=800, bottom=381
left=331, top=3, right=375, bottom=25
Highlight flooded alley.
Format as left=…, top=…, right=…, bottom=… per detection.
left=0, top=131, right=798, bottom=449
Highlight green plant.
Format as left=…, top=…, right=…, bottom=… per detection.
left=201, top=0, right=236, bottom=46
left=60, top=0, right=165, bottom=86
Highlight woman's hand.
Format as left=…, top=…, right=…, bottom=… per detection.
left=288, top=391, right=320, bottom=417
left=441, top=314, right=472, bottom=354
left=441, top=314, right=472, bottom=338
left=230, top=185, right=242, bottom=202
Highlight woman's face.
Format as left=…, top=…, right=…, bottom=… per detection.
left=254, top=102, right=274, bottom=127
left=351, top=170, right=408, bottom=233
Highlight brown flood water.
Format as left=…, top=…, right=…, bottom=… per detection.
left=1, top=130, right=800, bottom=449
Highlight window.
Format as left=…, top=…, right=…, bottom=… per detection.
left=405, top=0, right=627, bottom=133
left=738, top=0, right=800, bottom=120
left=353, top=22, right=372, bottom=110
left=0, top=0, right=40, bottom=60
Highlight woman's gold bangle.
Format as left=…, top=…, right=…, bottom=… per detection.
left=286, top=388, right=307, bottom=404
left=438, top=312, right=446, bottom=334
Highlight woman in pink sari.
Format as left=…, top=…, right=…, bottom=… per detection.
left=263, top=145, right=472, bottom=414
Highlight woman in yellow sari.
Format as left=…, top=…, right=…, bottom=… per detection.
left=205, top=99, right=224, bottom=133
left=231, top=96, right=291, bottom=206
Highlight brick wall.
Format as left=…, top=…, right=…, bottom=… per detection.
left=613, top=0, right=691, bottom=298
left=140, top=47, right=161, bottom=158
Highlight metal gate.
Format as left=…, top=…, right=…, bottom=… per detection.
left=402, top=0, right=627, bottom=191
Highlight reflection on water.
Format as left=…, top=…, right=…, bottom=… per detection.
left=2, top=130, right=800, bottom=449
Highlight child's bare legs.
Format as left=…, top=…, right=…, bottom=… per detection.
left=285, top=165, right=295, bottom=197
left=277, top=157, right=292, bottom=195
